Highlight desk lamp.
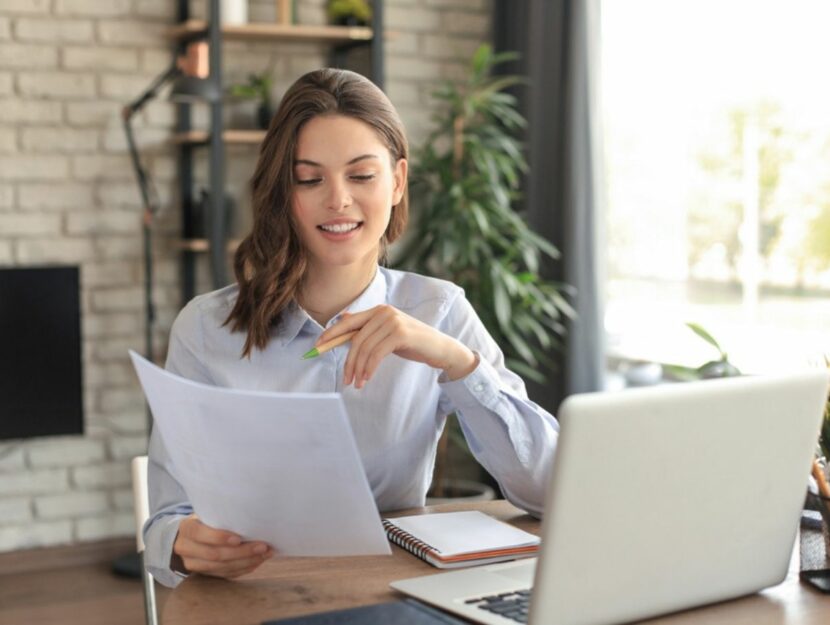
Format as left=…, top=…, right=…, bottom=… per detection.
left=122, top=42, right=216, bottom=368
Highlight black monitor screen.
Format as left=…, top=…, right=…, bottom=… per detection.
left=0, top=266, right=83, bottom=440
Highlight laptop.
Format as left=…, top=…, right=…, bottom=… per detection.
left=391, top=371, right=829, bottom=625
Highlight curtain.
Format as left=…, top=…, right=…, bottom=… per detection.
left=494, top=0, right=606, bottom=412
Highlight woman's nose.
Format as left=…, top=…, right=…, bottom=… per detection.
left=326, top=179, right=352, bottom=211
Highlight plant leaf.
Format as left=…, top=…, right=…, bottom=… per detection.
left=686, top=322, right=724, bottom=355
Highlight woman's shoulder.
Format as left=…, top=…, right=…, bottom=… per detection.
left=380, top=267, right=464, bottom=313
left=172, top=284, right=240, bottom=336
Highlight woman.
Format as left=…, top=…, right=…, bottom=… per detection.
left=144, top=68, right=559, bottom=588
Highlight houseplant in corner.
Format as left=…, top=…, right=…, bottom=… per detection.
left=394, top=44, right=574, bottom=498
left=228, top=71, right=274, bottom=129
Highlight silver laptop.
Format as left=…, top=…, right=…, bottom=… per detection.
left=391, top=371, right=829, bottom=625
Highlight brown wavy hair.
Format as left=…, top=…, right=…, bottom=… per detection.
left=224, top=68, right=410, bottom=357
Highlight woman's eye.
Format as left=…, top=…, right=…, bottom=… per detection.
left=296, top=178, right=322, bottom=186
left=350, top=174, right=375, bottom=182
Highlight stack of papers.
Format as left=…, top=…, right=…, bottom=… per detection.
left=129, top=351, right=391, bottom=557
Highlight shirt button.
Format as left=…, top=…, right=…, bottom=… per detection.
left=473, top=383, right=485, bottom=393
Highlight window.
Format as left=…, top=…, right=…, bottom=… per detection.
left=601, top=0, right=830, bottom=375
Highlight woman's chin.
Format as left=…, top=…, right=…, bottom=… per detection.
left=309, top=250, right=379, bottom=271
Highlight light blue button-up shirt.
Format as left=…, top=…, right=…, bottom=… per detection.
left=144, top=267, right=559, bottom=588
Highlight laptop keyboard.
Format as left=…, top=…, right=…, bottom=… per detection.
left=464, top=589, right=531, bottom=623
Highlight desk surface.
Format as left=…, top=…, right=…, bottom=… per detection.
left=161, top=500, right=829, bottom=625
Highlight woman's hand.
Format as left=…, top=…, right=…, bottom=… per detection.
left=172, top=514, right=273, bottom=579
left=316, top=306, right=478, bottom=389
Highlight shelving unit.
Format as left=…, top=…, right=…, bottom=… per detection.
left=172, top=0, right=384, bottom=303
left=166, top=19, right=373, bottom=43
left=171, top=129, right=265, bottom=145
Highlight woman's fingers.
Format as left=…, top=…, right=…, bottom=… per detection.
left=221, top=554, right=272, bottom=578
left=183, top=550, right=272, bottom=577
left=176, top=535, right=270, bottom=563
left=358, top=334, right=403, bottom=386
left=315, top=310, right=364, bottom=345
left=174, top=515, right=275, bottom=579
left=343, top=310, right=396, bottom=385
left=349, top=325, right=396, bottom=388
left=180, top=515, right=241, bottom=546
left=317, top=305, right=460, bottom=388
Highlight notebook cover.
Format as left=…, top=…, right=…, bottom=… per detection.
left=383, top=511, right=539, bottom=568
left=262, top=599, right=467, bottom=624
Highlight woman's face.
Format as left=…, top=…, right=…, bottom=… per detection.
left=291, top=114, right=407, bottom=273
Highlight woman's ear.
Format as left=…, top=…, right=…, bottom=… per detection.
left=392, top=158, right=408, bottom=206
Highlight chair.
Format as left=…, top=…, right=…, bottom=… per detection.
left=132, top=455, right=159, bottom=625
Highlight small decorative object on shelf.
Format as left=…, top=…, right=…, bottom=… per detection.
left=276, top=0, right=293, bottom=24
left=228, top=70, right=274, bottom=129
left=221, top=0, right=248, bottom=25
left=327, top=0, right=372, bottom=26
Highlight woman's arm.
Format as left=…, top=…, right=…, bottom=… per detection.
left=143, top=299, right=272, bottom=587
left=435, top=294, right=559, bottom=516
left=312, top=291, right=558, bottom=515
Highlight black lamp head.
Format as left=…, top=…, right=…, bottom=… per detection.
left=169, top=75, right=221, bottom=103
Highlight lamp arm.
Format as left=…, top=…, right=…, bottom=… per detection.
left=121, top=65, right=181, bottom=367
left=122, top=62, right=181, bottom=118
left=122, top=115, right=157, bottom=219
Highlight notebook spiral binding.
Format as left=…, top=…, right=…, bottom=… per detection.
left=382, top=519, right=442, bottom=559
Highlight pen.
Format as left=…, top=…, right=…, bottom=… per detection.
left=302, top=330, right=358, bottom=360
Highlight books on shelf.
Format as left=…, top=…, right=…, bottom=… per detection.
left=382, top=511, right=540, bottom=569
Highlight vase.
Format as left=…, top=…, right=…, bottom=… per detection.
left=220, top=0, right=247, bottom=25
left=257, top=102, right=273, bottom=130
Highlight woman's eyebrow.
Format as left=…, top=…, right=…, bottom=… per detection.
left=294, top=154, right=380, bottom=167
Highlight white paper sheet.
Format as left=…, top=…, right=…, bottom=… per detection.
left=129, top=351, right=391, bottom=556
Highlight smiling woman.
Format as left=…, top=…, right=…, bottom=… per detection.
left=142, top=68, right=560, bottom=589
left=290, top=115, right=407, bottom=306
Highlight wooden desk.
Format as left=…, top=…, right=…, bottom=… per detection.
left=161, top=500, right=829, bottom=625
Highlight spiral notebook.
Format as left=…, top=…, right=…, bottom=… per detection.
left=382, top=511, right=540, bottom=569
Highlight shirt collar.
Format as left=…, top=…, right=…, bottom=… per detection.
left=343, top=266, right=387, bottom=316
left=279, top=267, right=388, bottom=346
left=278, top=301, right=311, bottom=346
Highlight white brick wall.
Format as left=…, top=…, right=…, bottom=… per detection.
left=0, top=0, right=491, bottom=554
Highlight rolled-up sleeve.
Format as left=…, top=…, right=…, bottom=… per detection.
left=437, top=294, right=559, bottom=517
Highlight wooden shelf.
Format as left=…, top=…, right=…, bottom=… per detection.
left=177, top=238, right=241, bottom=253
left=166, top=19, right=372, bottom=43
left=172, top=129, right=266, bottom=145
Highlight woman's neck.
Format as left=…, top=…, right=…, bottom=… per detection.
left=298, top=259, right=378, bottom=327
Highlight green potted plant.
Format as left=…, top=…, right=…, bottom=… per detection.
left=326, top=0, right=372, bottom=26
left=660, top=322, right=742, bottom=381
left=395, top=45, right=574, bottom=497
left=228, top=71, right=274, bottom=129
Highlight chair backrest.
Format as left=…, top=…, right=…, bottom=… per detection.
left=131, top=455, right=150, bottom=553
left=132, top=454, right=159, bottom=625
